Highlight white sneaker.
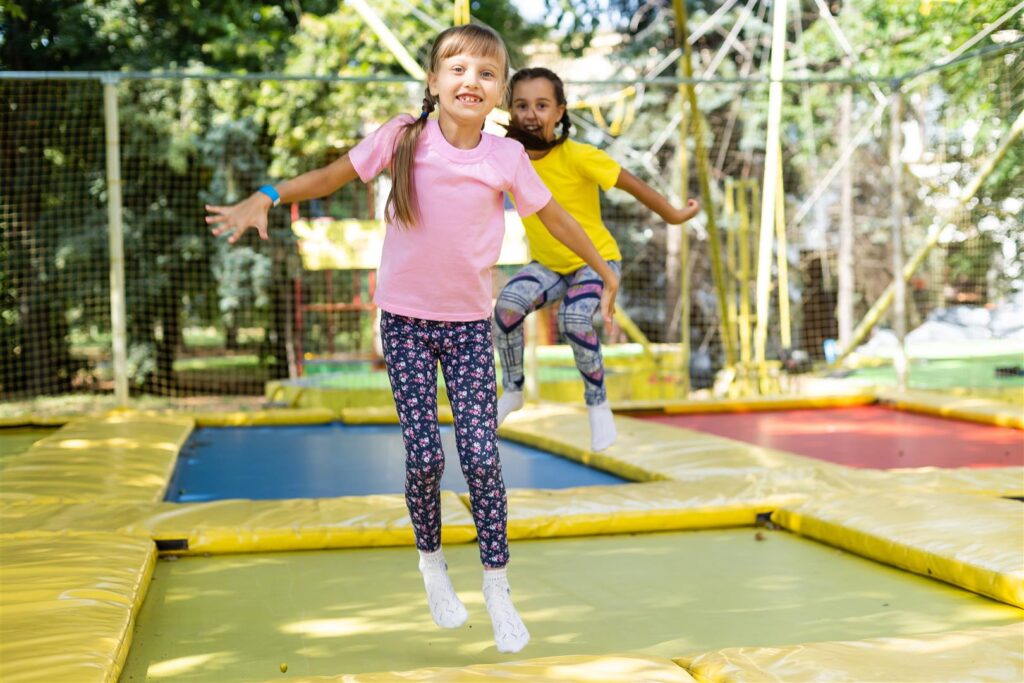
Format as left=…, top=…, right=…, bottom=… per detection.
left=587, top=400, right=617, bottom=451
left=418, top=549, right=468, bottom=629
left=497, top=390, right=524, bottom=426
left=483, top=568, right=530, bottom=653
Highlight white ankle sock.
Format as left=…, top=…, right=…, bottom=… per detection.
left=483, top=567, right=530, bottom=654
left=587, top=400, right=616, bottom=452
left=497, top=390, right=524, bottom=426
left=418, top=549, right=467, bottom=629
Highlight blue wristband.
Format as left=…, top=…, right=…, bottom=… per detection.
left=257, top=184, right=281, bottom=207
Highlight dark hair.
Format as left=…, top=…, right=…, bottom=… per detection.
left=505, top=67, right=571, bottom=151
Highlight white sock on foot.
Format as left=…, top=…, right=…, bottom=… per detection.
left=483, top=568, right=530, bottom=654
left=497, top=390, right=524, bottom=426
left=418, top=549, right=468, bottom=629
left=588, top=400, right=617, bottom=452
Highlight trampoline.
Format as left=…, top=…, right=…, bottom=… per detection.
left=0, top=426, right=56, bottom=467
left=119, top=528, right=1022, bottom=681
left=166, top=423, right=626, bottom=502
left=2, top=403, right=1021, bottom=683
left=642, top=405, right=1024, bottom=469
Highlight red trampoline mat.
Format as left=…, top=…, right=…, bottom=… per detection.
left=643, top=406, right=1023, bottom=469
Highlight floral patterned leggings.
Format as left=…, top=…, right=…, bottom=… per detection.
left=380, top=311, right=509, bottom=568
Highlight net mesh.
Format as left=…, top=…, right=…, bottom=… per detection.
left=1, top=37, right=1020, bottom=412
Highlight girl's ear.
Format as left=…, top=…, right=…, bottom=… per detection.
left=427, top=72, right=438, bottom=98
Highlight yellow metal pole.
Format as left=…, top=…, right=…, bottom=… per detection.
left=453, top=0, right=470, bottom=25
left=673, top=0, right=737, bottom=369
left=775, top=147, right=791, bottom=350
left=672, top=0, right=693, bottom=395
left=754, top=0, right=789, bottom=366
left=725, top=179, right=739, bottom=361
left=737, top=182, right=752, bottom=367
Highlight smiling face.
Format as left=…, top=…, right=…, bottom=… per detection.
left=510, top=77, right=566, bottom=143
left=428, top=52, right=503, bottom=128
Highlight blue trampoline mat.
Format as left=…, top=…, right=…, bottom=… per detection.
left=167, top=423, right=626, bottom=502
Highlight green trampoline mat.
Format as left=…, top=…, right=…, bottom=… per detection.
left=120, top=529, right=1022, bottom=681
left=0, top=427, right=56, bottom=469
left=849, top=354, right=1024, bottom=391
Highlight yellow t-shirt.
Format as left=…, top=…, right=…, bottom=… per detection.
left=518, top=140, right=622, bottom=274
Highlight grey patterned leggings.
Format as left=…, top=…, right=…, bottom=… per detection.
left=493, top=260, right=620, bottom=406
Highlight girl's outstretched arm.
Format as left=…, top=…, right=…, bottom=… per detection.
left=206, top=155, right=360, bottom=243
left=535, top=199, right=619, bottom=333
left=615, top=169, right=700, bottom=225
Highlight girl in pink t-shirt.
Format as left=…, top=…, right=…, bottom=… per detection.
left=205, top=24, right=618, bottom=655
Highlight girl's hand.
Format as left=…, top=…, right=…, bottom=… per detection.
left=600, top=272, right=619, bottom=334
left=206, top=193, right=274, bottom=243
left=669, top=198, right=701, bottom=224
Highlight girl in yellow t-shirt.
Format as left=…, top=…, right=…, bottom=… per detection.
left=496, top=67, right=699, bottom=452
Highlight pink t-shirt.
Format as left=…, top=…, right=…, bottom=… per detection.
left=348, top=115, right=552, bottom=321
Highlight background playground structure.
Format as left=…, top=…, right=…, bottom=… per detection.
left=2, top=2, right=1022, bottom=413
left=1, top=2, right=1023, bottom=682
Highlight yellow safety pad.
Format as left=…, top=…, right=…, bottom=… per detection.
left=0, top=533, right=155, bottom=683
left=492, top=476, right=819, bottom=540
left=0, top=414, right=193, bottom=503
left=0, top=414, right=72, bottom=428
left=615, top=392, right=876, bottom=415
left=678, top=622, right=1024, bottom=683
left=819, top=466, right=1024, bottom=498
left=340, top=406, right=454, bottom=425
left=878, top=388, right=1024, bottom=429
left=269, top=654, right=697, bottom=682
left=0, top=445, right=179, bottom=503
left=266, top=381, right=410, bottom=412
left=774, top=490, right=1024, bottom=608
left=0, top=501, right=155, bottom=538
left=0, top=492, right=476, bottom=554
left=107, top=407, right=337, bottom=427
left=500, top=404, right=825, bottom=482
left=30, top=413, right=194, bottom=452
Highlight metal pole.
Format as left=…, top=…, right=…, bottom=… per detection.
left=835, top=109, right=1024, bottom=363
left=889, top=85, right=908, bottom=392
left=837, top=83, right=854, bottom=347
left=775, top=147, right=791, bottom=351
left=674, top=0, right=737, bottom=368
left=102, top=76, right=129, bottom=405
left=754, top=0, right=790, bottom=366
left=672, top=1, right=693, bottom=395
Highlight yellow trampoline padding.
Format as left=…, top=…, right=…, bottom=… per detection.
left=340, top=406, right=454, bottom=425
left=0, top=493, right=476, bottom=554
left=678, top=622, right=1024, bottom=683
left=267, top=381, right=443, bottom=412
left=31, top=413, right=194, bottom=453
left=0, top=415, right=193, bottom=503
left=131, top=492, right=476, bottom=554
left=819, top=466, right=1024, bottom=498
left=0, top=413, right=72, bottom=428
left=500, top=404, right=826, bottom=482
left=492, top=476, right=818, bottom=540
left=0, top=445, right=179, bottom=503
left=774, top=491, right=1024, bottom=608
left=269, top=654, right=697, bottom=682
left=0, top=533, right=155, bottom=683
left=878, top=388, right=1024, bottom=429
left=109, top=407, right=338, bottom=427
left=633, top=392, right=876, bottom=415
